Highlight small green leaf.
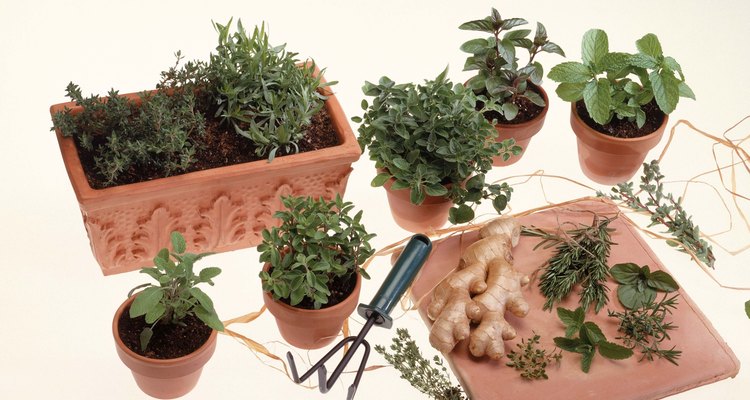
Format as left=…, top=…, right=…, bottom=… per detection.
left=144, top=303, right=166, bottom=324
left=557, top=307, right=584, bottom=338
left=555, top=82, right=586, bottom=102
left=460, top=38, right=490, bottom=54
left=617, top=284, right=656, bottom=309
left=610, top=263, right=641, bottom=285
left=580, top=322, right=606, bottom=345
left=647, top=270, right=679, bottom=292
left=678, top=82, right=696, bottom=100
left=189, top=287, right=215, bottom=313
left=636, top=33, right=663, bottom=58
left=581, top=350, right=595, bottom=373
left=424, top=184, right=448, bottom=197
left=410, top=187, right=426, bottom=205
left=581, top=29, right=608, bottom=67
left=194, top=304, right=224, bottom=332
left=548, top=62, right=591, bottom=83
left=199, top=267, right=222, bottom=283
left=598, top=341, right=634, bottom=360
left=129, top=287, right=164, bottom=318
left=651, top=69, right=680, bottom=114
left=458, top=19, right=494, bottom=32
left=449, top=204, right=474, bottom=224
left=583, top=78, right=612, bottom=125
left=171, top=231, right=186, bottom=254
left=140, top=327, right=153, bottom=352
left=370, top=173, right=391, bottom=187
left=745, top=300, right=750, bottom=319
left=554, top=336, right=583, bottom=352
left=392, top=157, right=410, bottom=171
left=492, top=195, right=508, bottom=213
left=502, top=102, right=519, bottom=120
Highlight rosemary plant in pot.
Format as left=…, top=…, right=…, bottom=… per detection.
left=113, top=231, right=224, bottom=399
left=49, top=19, right=360, bottom=275
left=355, top=68, right=514, bottom=232
left=547, top=29, right=694, bottom=184
left=258, top=195, right=375, bottom=349
left=460, top=8, right=565, bottom=166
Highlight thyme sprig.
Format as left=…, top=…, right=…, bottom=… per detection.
left=506, top=333, right=562, bottom=380
left=601, top=160, right=715, bottom=268
left=522, top=215, right=616, bottom=313
left=608, top=293, right=682, bottom=365
left=375, top=328, right=466, bottom=400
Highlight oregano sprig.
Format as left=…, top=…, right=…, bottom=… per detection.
left=610, top=263, right=679, bottom=309
left=506, top=333, right=562, bottom=380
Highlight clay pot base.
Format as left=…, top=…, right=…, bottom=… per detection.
left=383, top=179, right=452, bottom=233
left=410, top=199, right=739, bottom=400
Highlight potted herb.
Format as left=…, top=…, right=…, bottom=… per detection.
left=113, top=231, right=224, bottom=399
left=49, top=19, right=360, bottom=275
left=258, top=194, right=375, bottom=349
left=354, top=68, right=514, bottom=232
left=547, top=29, right=694, bottom=184
left=460, top=8, right=564, bottom=165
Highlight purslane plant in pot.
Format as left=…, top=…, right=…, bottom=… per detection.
left=49, top=19, right=360, bottom=275
left=460, top=8, right=565, bottom=166
left=547, top=29, right=694, bottom=184
left=113, top=231, right=224, bottom=399
left=258, top=194, right=375, bottom=349
left=354, top=68, right=514, bottom=233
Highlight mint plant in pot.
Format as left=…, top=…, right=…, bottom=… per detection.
left=49, top=19, right=360, bottom=275
left=460, top=8, right=565, bottom=166
left=548, top=29, right=694, bottom=184
left=355, top=68, right=514, bottom=232
left=258, top=194, right=375, bottom=349
left=113, top=231, right=224, bottom=399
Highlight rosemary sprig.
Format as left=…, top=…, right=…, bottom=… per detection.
left=600, top=160, right=715, bottom=268
left=522, top=215, right=615, bottom=313
left=506, top=333, right=562, bottom=380
left=608, top=293, right=682, bottom=365
left=375, top=328, right=466, bottom=400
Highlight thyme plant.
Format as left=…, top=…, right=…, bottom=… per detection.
left=505, top=333, right=562, bottom=380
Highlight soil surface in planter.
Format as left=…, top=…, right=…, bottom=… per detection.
left=118, top=305, right=211, bottom=359
left=576, top=99, right=665, bottom=139
left=75, top=108, right=339, bottom=189
left=271, top=268, right=357, bottom=310
left=476, top=86, right=544, bottom=125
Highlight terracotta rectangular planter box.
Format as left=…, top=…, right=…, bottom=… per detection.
left=50, top=73, right=360, bottom=275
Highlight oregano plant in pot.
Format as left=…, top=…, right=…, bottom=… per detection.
left=460, top=8, right=565, bottom=165
left=354, top=68, right=514, bottom=232
left=258, top=194, right=375, bottom=349
left=49, top=19, right=360, bottom=274
left=113, top=231, right=224, bottom=399
left=547, top=29, right=694, bottom=184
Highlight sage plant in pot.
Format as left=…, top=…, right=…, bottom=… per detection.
left=258, top=195, right=375, bottom=349
left=460, top=8, right=564, bottom=165
left=113, top=231, right=224, bottom=399
left=355, top=68, right=514, bottom=232
left=548, top=29, right=694, bottom=184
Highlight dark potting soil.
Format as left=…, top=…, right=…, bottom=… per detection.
left=576, top=100, right=665, bottom=139
left=476, top=86, right=545, bottom=125
left=272, top=268, right=358, bottom=310
left=118, top=304, right=212, bottom=359
left=75, top=108, right=340, bottom=190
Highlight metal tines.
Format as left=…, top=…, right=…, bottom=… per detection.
left=286, top=234, right=432, bottom=400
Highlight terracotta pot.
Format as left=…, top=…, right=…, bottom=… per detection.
left=570, top=102, right=668, bottom=185
left=113, top=296, right=218, bottom=399
left=491, top=84, right=549, bottom=166
left=49, top=67, right=360, bottom=275
left=382, top=177, right=453, bottom=233
left=262, top=264, right=361, bottom=349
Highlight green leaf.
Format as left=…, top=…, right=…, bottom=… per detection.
left=646, top=270, right=679, bottom=292
left=199, top=267, right=222, bottom=283
left=189, top=287, right=215, bottom=313
left=581, top=29, right=608, bottom=67
left=449, top=204, right=474, bottom=224
left=636, top=33, right=663, bottom=58
left=580, top=322, right=606, bottom=345
left=617, top=284, right=656, bottom=309
left=194, top=304, right=224, bottom=332
left=498, top=38, right=516, bottom=65
left=600, top=52, right=632, bottom=73
left=129, top=287, right=164, bottom=318
left=598, top=341, right=634, bottom=360
left=557, top=307, right=585, bottom=338
left=678, top=82, right=696, bottom=100
left=410, top=186, right=426, bottom=205
left=583, top=78, right=612, bottom=125
left=554, top=336, right=583, bottom=352
left=547, top=62, right=591, bottom=83
left=651, top=70, right=680, bottom=114
left=371, top=172, right=391, bottom=187
left=541, top=42, right=565, bottom=57
left=392, top=157, right=411, bottom=171
left=630, top=54, right=658, bottom=69
left=458, top=19, right=494, bottom=32
left=424, top=184, right=448, bottom=197
left=745, top=300, right=750, bottom=319
left=140, top=327, right=153, bottom=352
left=460, top=38, right=490, bottom=54
left=492, top=195, right=508, bottom=213
left=144, top=303, right=166, bottom=324
left=581, top=350, right=595, bottom=373
left=524, top=90, right=546, bottom=107
left=610, top=263, right=641, bottom=285
left=501, top=18, right=528, bottom=30
left=502, top=102, right=519, bottom=120
left=555, top=82, right=586, bottom=102
left=171, top=231, right=186, bottom=254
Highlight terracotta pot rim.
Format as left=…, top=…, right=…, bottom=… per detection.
left=112, top=295, right=218, bottom=366
left=570, top=102, right=668, bottom=144
left=262, top=262, right=362, bottom=314
left=493, top=84, right=549, bottom=130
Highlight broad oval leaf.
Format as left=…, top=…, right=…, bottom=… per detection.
left=194, top=304, right=224, bottom=332
left=610, top=263, right=642, bottom=285
left=583, top=78, right=612, bottom=125
left=598, top=341, right=634, bottom=360
left=460, top=38, right=491, bottom=54
left=548, top=62, right=591, bottom=84
left=580, top=322, right=606, bottom=345
left=651, top=70, right=680, bottom=114
left=581, top=29, right=608, bottom=67
left=189, top=287, right=215, bottom=313
left=636, top=33, right=663, bottom=58
left=553, top=336, right=583, bottom=352
left=555, top=82, right=586, bottom=102
left=129, top=287, right=164, bottom=318
left=617, top=284, right=656, bottom=309
left=171, top=231, right=187, bottom=254
left=647, top=270, right=679, bottom=292
left=370, top=172, right=391, bottom=187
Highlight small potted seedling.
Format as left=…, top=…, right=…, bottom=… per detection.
left=460, top=8, right=564, bottom=165
left=258, top=195, right=375, bottom=349
left=548, top=29, right=694, bottom=184
left=355, top=68, right=514, bottom=232
left=112, top=231, right=224, bottom=399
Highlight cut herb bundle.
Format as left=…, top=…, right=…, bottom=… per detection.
left=522, top=215, right=615, bottom=312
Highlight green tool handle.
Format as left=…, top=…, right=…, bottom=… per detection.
left=357, top=234, right=432, bottom=329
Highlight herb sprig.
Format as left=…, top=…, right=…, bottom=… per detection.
left=506, top=333, right=562, bottom=380
left=610, top=262, right=679, bottom=309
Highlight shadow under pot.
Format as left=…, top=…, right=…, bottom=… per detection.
left=570, top=101, right=668, bottom=185
left=112, top=296, right=218, bottom=399
left=382, top=176, right=453, bottom=233
left=262, top=263, right=361, bottom=350
left=490, top=84, right=549, bottom=166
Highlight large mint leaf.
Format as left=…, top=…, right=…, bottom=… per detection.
left=582, top=29, right=608, bottom=67
left=583, top=78, right=612, bottom=125
left=548, top=62, right=591, bottom=83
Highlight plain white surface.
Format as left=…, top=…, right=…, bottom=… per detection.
left=1, top=0, right=749, bottom=399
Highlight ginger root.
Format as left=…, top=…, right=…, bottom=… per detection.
left=427, top=216, right=529, bottom=359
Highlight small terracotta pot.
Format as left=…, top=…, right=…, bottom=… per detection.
left=570, top=102, right=668, bottom=185
left=113, top=296, right=218, bottom=399
left=491, top=85, right=549, bottom=166
left=262, top=264, right=361, bottom=349
left=382, top=177, right=453, bottom=233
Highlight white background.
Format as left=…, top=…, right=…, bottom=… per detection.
left=1, top=0, right=749, bottom=399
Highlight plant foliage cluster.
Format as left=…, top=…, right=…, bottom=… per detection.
left=355, top=68, right=514, bottom=224
left=258, top=195, right=375, bottom=309
left=548, top=29, right=694, bottom=128
left=505, top=333, right=562, bottom=380
left=128, top=231, right=224, bottom=351
left=460, top=8, right=564, bottom=121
